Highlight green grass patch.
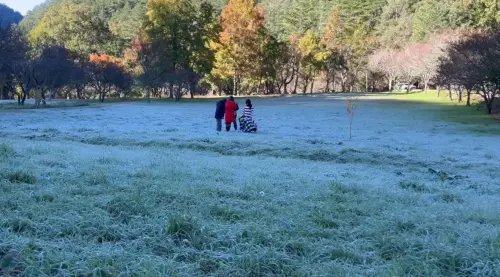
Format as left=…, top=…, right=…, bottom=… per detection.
left=380, top=91, right=500, bottom=134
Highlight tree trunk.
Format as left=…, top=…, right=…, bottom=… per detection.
left=310, top=79, right=314, bottom=94
left=292, top=74, right=299, bottom=94
left=447, top=85, right=453, bottom=101
left=302, top=78, right=308, bottom=94
left=189, top=82, right=195, bottom=99
left=325, top=74, right=331, bottom=93
left=35, top=89, right=42, bottom=106
left=365, top=73, right=368, bottom=93
left=233, top=75, right=238, bottom=96
left=169, top=83, right=174, bottom=98
left=21, top=85, right=28, bottom=106
left=466, top=89, right=471, bottom=106
left=76, top=86, right=83, bottom=99
left=437, top=86, right=441, bottom=97
left=457, top=86, right=463, bottom=103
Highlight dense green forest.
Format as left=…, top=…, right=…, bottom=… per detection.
left=0, top=3, right=23, bottom=29
left=20, top=0, right=500, bottom=44
left=1, top=0, right=499, bottom=112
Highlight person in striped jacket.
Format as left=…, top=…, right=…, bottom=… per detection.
left=239, top=99, right=258, bottom=133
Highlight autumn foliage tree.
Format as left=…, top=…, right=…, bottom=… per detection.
left=211, top=0, right=266, bottom=95
left=87, top=54, right=132, bottom=102
left=321, top=7, right=346, bottom=93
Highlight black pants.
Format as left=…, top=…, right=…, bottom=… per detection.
left=233, top=115, right=238, bottom=130
left=216, top=118, right=222, bottom=132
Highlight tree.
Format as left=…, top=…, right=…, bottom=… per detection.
left=439, top=30, right=500, bottom=114
left=411, top=0, right=450, bottom=42
left=297, top=31, right=327, bottom=94
left=31, top=46, right=81, bottom=104
left=142, top=0, right=213, bottom=100
left=369, top=48, right=400, bottom=91
left=29, top=1, right=113, bottom=57
left=211, top=0, right=266, bottom=96
left=322, top=7, right=347, bottom=93
left=0, top=3, right=23, bottom=29
left=87, top=54, right=131, bottom=102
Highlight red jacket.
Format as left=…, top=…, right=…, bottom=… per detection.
left=225, top=100, right=237, bottom=123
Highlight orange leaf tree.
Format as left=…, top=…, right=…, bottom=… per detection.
left=87, top=54, right=132, bottom=102
left=211, top=0, right=266, bottom=95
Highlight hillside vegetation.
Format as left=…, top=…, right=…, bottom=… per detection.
left=0, top=0, right=498, bottom=114
left=0, top=3, right=23, bottom=29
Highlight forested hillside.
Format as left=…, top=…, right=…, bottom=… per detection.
left=0, top=3, right=23, bottom=29
left=22, top=0, right=499, bottom=46
left=1, top=0, right=499, bottom=112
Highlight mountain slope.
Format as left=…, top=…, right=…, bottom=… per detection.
left=0, top=3, right=23, bottom=29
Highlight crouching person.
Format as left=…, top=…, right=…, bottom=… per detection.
left=239, top=99, right=258, bottom=133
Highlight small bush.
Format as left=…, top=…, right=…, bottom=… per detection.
left=3, top=171, right=36, bottom=184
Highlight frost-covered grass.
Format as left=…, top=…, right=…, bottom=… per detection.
left=0, top=95, right=500, bottom=276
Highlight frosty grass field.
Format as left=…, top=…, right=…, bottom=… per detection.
left=0, top=93, right=500, bottom=277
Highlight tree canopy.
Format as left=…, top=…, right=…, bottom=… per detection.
left=0, top=0, right=497, bottom=108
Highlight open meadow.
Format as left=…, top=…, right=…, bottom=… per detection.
left=1, top=93, right=500, bottom=276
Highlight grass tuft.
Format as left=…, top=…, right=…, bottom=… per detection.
left=399, top=181, right=430, bottom=192
left=2, top=218, right=34, bottom=233
left=85, top=170, right=110, bottom=186
left=106, top=196, right=149, bottom=223
left=210, top=205, right=243, bottom=222
left=440, top=192, right=464, bottom=203
left=167, top=215, right=208, bottom=249
left=284, top=241, right=308, bottom=256
left=2, top=170, right=36, bottom=184
left=328, top=248, right=363, bottom=264
left=0, top=143, right=15, bottom=158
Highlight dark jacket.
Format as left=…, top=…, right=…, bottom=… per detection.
left=215, top=99, right=226, bottom=119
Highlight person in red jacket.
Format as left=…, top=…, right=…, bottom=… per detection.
left=224, top=96, right=237, bottom=132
